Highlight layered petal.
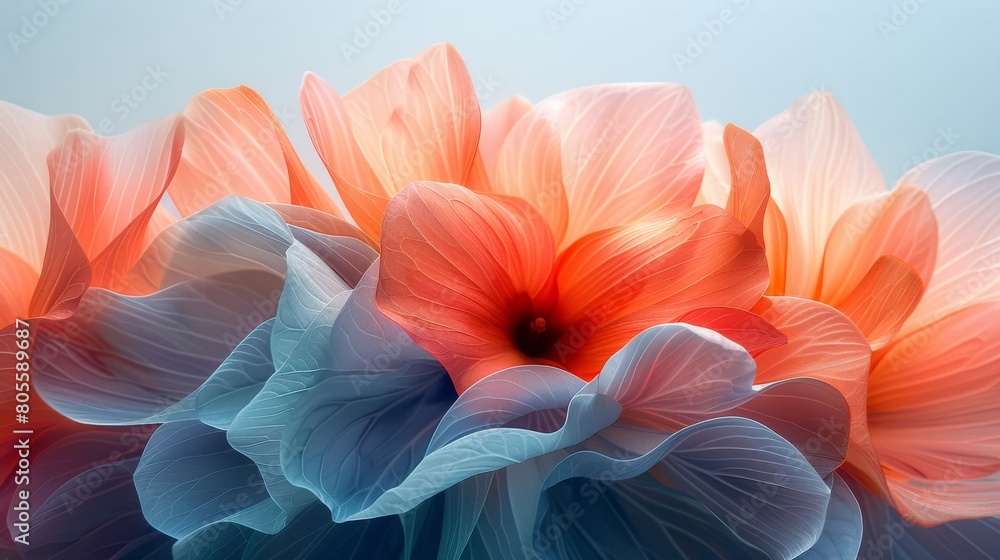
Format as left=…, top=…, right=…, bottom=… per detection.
left=376, top=182, right=556, bottom=392
left=494, top=83, right=703, bottom=248
left=755, top=91, right=886, bottom=298
left=303, top=44, right=485, bottom=239
left=480, top=95, right=532, bottom=178
left=752, top=298, right=880, bottom=492
left=550, top=205, right=768, bottom=376
left=46, top=115, right=185, bottom=286
left=0, top=101, right=89, bottom=274
left=868, top=301, right=1000, bottom=523
left=170, top=86, right=339, bottom=217
left=898, top=152, right=1000, bottom=335
left=819, top=185, right=938, bottom=306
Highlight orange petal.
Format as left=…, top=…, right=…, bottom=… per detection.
left=495, top=83, right=704, bottom=249
left=753, top=297, right=879, bottom=492
left=375, top=182, right=556, bottom=393
left=897, top=152, right=1000, bottom=336
left=48, top=115, right=183, bottom=263
left=551, top=205, right=768, bottom=375
left=723, top=124, right=770, bottom=248
left=820, top=185, right=937, bottom=306
left=694, top=121, right=729, bottom=207
left=480, top=95, right=532, bottom=179
left=755, top=91, right=886, bottom=298
left=764, top=198, right=790, bottom=296
left=0, top=248, right=38, bottom=327
left=304, top=44, right=485, bottom=240
left=676, top=307, right=787, bottom=356
left=28, top=192, right=91, bottom=320
left=834, top=255, right=924, bottom=350
left=0, top=101, right=89, bottom=272
left=868, top=301, right=1000, bottom=523
left=170, top=86, right=335, bottom=217
left=493, top=110, right=570, bottom=245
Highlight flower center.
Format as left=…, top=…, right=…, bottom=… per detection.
left=515, top=315, right=560, bottom=358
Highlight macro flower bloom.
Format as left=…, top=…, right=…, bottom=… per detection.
left=3, top=41, right=999, bottom=560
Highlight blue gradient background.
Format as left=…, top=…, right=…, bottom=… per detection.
left=1, top=0, right=998, bottom=182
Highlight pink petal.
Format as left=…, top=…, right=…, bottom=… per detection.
left=898, top=152, right=1000, bottom=337
left=495, top=83, right=704, bottom=249
left=480, top=95, right=532, bottom=179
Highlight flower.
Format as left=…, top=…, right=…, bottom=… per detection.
left=374, top=84, right=779, bottom=393
left=6, top=41, right=1000, bottom=560
left=700, top=91, right=1000, bottom=529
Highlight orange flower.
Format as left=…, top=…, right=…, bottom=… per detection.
left=700, top=91, right=1000, bottom=525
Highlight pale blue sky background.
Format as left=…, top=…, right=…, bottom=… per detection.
left=2, top=0, right=998, bottom=184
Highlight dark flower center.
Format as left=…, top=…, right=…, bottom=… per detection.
left=515, top=315, right=560, bottom=357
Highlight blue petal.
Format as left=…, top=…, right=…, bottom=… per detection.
left=134, top=421, right=279, bottom=539
left=227, top=244, right=354, bottom=529
left=172, top=502, right=403, bottom=560
left=280, top=360, right=456, bottom=521
left=529, top=475, right=768, bottom=560
left=798, top=473, right=863, bottom=560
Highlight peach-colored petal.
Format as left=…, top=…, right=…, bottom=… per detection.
left=480, top=95, right=532, bottom=179
left=898, top=152, right=1000, bottom=336
left=820, top=185, right=937, bottom=306
left=0, top=248, right=38, bottom=327
left=28, top=193, right=91, bottom=320
left=693, top=120, right=790, bottom=296
left=303, top=44, right=485, bottom=240
left=694, top=121, right=729, bottom=207
left=376, top=182, right=556, bottom=393
left=170, top=86, right=335, bottom=217
left=301, top=71, right=386, bottom=239
left=869, top=301, right=1000, bottom=523
left=834, top=256, right=924, bottom=350
left=755, top=91, right=886, bottom=298
left=764, top=198, right=790, bottom=296
left=0, top=101, right=90, bottom=272
left=551, top=205, right=768, bottom=376
left=496, top=83, right=703, bottom=249
left=493, top=109, right=570, bottom=244
left=753, top=297, right=881, bottom=494
left=47, top=115, right=184, bottom=287
left=723, top=124, right=770, bottom=248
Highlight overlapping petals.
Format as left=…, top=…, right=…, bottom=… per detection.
left=4, top=41, right=1000, bottom=560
